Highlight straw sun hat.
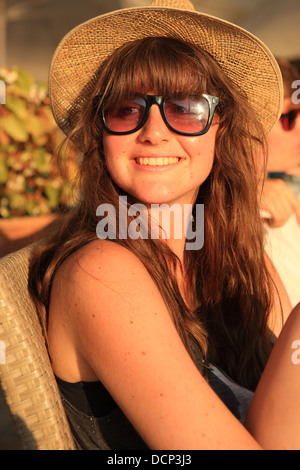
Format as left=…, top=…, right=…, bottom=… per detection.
left=49, top=0, right=283, bottom=143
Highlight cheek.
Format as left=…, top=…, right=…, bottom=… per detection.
left=267, top=128, right=289, bottom=164
left=187, top=135, right=216, bottom=179
left=103, top=137, right=127, bottom=177
left=268, top=126, right=284, bottom=147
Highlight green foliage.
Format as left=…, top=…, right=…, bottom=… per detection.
left=0, top=66, right=79, bottom=218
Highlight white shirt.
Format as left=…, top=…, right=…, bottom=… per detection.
left=263, top=180, right=300, bottom=308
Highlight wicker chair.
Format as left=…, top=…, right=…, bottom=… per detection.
left=0, top=244, right=76, bottom=450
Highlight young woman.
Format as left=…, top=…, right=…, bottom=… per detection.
left=29, top=0, right=300, bottom=450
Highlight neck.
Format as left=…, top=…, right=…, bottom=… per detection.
left=133, top=200, right=197, bottom=309
left=148, top=199, right=203, bottom=261
left=148, top=203, right=188, bottom=260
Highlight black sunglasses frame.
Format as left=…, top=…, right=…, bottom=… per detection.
left=98, top=94, right=219, bottom=137
left=280, top=109, right=300, bottom=131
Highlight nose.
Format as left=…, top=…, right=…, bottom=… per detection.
left=138, top=104, right=171, bottom=144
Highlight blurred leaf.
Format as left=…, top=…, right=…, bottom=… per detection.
left=0, top=68, right=18, bottom=85
left=45, top=184, right=60, bottom=208
left=32, top=131, right=48, bottom=146
left=26, top=113, right=44, bottom=136
left=5, top=142, right=18, bottom=153
left=7, top=152, right=25, bottom=171
left=14, top=174, right=26, bottom=192
left=29, top=82, right=48, bottom=104
left=25, top=177, right=37, bottom=192
left=10, top=67, right=34, bottom=99
left=0, top=114, right=28, bottom=142
left=25, top=198, right=50, bottom=216
left=34, top=148, right=51, bottom=173
left=5, top=95, right=27, bottom=120
left=0, top=154, right=9, bottom=184
left=20, top=150, right=32, bottom=164
left=24, top=198, right=36, bottom=215
left=0, top=127, right=10, bottom=146
left=9, top=193, right=27, bottom=211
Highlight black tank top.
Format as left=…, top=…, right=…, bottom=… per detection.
left=55, top=339, right=254, bottom=450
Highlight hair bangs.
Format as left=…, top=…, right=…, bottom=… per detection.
left=99, top=37, right=211, bottom=107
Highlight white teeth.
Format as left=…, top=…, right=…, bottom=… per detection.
left=136, top=157, right=180, bottom=166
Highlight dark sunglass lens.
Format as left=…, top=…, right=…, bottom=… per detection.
left=103, top=97, right=146, bottom=133
left=164, top=96, right=209, bottom=134
left=281, top=109, right=297, bottom=131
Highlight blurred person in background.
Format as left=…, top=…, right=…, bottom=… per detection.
left=261, top=58, right=300, bottom=308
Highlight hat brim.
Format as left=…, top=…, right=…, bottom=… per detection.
left=49, top=5, right=283, bottom=141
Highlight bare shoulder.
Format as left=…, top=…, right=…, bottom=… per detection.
left=51, top=238, right=164, bottom=333
left=51, top=238, right=179, bottom=383
left=48, top=239, right=166, bottom=380
left=52, top=238, right=168, bottom=332
left=57, top=239, right=150, bottom=285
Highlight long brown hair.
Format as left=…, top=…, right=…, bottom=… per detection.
left=29, top=37, right=274, bottom=390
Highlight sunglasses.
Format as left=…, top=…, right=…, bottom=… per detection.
left=280, top=109, right=300, bottom=131
left=97, top=93, right=219, bottom=136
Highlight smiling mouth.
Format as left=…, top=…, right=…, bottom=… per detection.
left=135, top=157, right=180, bottom=166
